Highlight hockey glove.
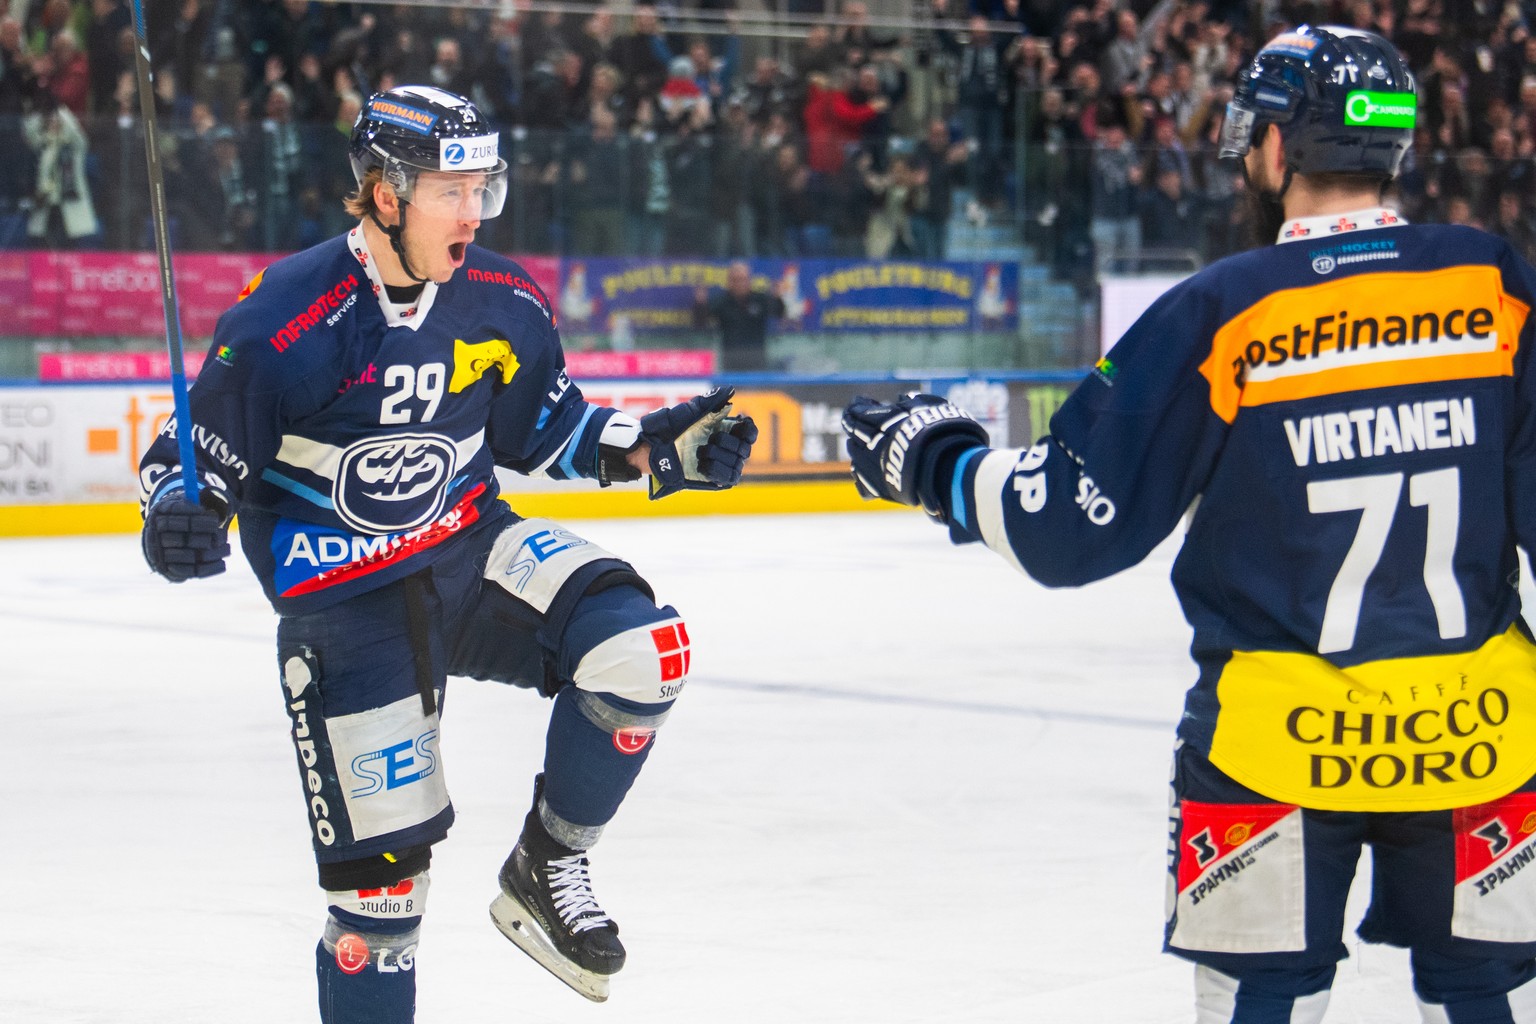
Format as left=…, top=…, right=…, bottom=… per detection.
left=641, top=387, right=759, bottom=500
left=142, top=485, right=233, bottom=582
left=842, top=394, right=990, bottom=521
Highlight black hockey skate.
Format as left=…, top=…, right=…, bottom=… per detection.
left=489, top=795, right=625, bottom=1002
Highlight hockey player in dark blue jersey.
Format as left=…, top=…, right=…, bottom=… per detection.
left=846, top=27, right=1536, bottom=1023
left=137, top=85, right=756, bottom=1021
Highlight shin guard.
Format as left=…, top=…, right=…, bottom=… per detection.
left=540, top=688, right=670, bottom=847
left=316, top=872, right=428, bottom=1024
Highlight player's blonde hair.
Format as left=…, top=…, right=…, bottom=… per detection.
left=343, top=167, right=386, bottom=220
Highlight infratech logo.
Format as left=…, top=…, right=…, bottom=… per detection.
left=1344, top=91, right=1416, bottom=128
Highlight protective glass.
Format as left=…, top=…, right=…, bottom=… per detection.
left=399, top=161, right=509, bottom=220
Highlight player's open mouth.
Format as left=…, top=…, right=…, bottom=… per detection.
left=449, top=242, right=468, bottom=264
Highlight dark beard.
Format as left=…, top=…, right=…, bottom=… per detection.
left=1245, top=186, right=1287, bottom=248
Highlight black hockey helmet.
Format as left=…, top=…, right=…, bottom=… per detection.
left=349, top=85, right=508, bottom=219
left=1219, top=25, right=1416, bottom=180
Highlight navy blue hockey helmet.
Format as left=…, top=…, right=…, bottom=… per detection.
left=1219, top=25, right=1416, bottom=180
left=349, top=85, right=508, bottom=219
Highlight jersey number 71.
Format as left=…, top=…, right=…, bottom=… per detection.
left=1307, top=468, right=1467, bottom=655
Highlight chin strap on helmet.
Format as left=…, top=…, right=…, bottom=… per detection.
left=370, top=204, right=430, bottom=285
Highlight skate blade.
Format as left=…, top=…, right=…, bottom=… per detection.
left=489, top=893, right=611, bottom=1003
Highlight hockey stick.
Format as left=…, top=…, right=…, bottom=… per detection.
left=130, top=0, right=199, bottom=500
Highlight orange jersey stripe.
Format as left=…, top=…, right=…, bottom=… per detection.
left=1199, top=265, right=1528, bottom=423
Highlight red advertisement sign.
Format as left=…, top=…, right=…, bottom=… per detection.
left=3, top=252, right=566, bottom=341
left=39, top=347, right=712, bottom=381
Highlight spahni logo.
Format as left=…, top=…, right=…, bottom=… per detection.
left=1308, top=238, right=1398, bottom=275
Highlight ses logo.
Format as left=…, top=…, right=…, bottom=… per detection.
left=335, top=432, right=456, bottom=533
left=502, top=528, right=589, bottom=594
left=350, top=730, right=439, bottom=798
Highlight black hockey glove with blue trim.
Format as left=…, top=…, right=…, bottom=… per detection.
left=641, top=387, right=759, bottom=500
left=842, top=394, right=990, bottom=522
left=142, top=484, right=233, bottom=582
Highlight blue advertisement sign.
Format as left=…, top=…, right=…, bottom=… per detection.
left=553, top=258, right=1019, bottom=334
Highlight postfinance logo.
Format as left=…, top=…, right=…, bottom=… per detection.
left=1200, top=265, right=1523, bottom=423
left=1344, top=91, right=1416, bottom=129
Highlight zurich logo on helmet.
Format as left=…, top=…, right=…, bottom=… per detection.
left=443, top=143, right=466, bottom=166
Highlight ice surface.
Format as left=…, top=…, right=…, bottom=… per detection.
left=4, top=512, right=1424, bottom=1022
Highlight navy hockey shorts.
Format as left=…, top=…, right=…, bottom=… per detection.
left=1165, top=742, right=1536, bottom=971
left=273, top=516, right=677, bottom=868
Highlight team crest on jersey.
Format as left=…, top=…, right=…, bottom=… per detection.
left=334, top=432, right=457, bottom=533
left=450, top=337, right=519, bottom=392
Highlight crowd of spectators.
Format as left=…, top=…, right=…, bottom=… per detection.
left=0, top=0, right=1533, bottom=279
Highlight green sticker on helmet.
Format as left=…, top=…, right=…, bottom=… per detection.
left=1343, top=91, right=1416, bottom=128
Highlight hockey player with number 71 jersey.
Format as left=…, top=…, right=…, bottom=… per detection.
left=138, top=85, right=757, bottom=1023
left=846, top=26, right=1536, bottom=1024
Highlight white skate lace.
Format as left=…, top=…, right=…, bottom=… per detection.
left=545, top=854, right=612, bottom=934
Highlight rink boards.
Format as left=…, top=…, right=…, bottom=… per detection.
left=0, top=375, right=1081, bottom=536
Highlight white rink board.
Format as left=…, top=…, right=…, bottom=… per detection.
left=0, top=385, right=177, bottom=505
left=0, top=383, right=717, bottom=506
left=3, top=513, right=1428, bottom=1023
left=1100, top=275, right=1188, bottom=356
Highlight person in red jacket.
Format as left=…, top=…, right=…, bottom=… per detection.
left=801, top=68, right=885, bottom=175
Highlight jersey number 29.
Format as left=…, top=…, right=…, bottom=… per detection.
left=380, top=363, right=446, bottom=424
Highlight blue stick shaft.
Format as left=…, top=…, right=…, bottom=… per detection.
left=131, top=0, right=198, bottom=500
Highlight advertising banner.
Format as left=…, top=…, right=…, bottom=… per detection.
left=0, top=377, right=1075, bottom=507
left=36, top=347, right=714, bottom=382
left=725, top=376, right=1070, bottom=481
left=0, top=252, right=563, bottom=341
left=0, top=385, right=175, bottom=505
left=555, top=258, right=1020, bottom=335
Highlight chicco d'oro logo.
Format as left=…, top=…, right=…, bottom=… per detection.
left=1344, top=91, right=1416, bottom=129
